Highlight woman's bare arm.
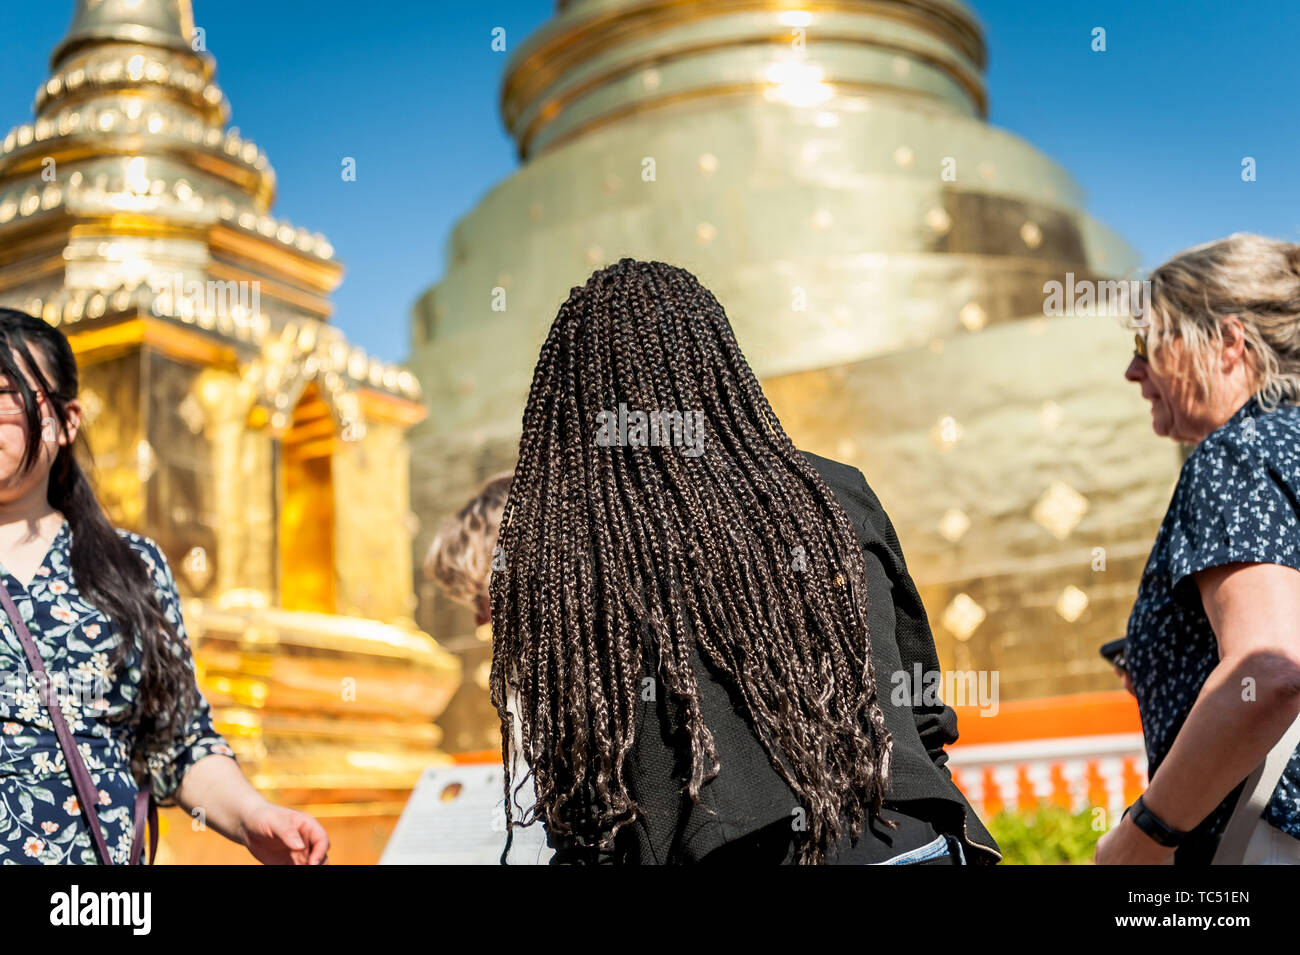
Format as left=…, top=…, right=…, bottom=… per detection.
left=174, top=754, right=329, bottom=864
left=1140, top=561, right=1300, bottom=832
left=173, top=753, right=270, bottom=842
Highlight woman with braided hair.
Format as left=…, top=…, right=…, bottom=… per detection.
left=491, top=258, right=1000, bottom=865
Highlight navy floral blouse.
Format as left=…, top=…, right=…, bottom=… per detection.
left=1126, top=394, right=1300, bottom=863
left=0, top=518, right=235, bottom=864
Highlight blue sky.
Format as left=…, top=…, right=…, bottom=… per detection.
left=1, top=0, right=1296, bottom=364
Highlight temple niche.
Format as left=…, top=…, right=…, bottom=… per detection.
left=0, top=0, right=459, bottom=863
left=408, top=0, right=1181, bottom=768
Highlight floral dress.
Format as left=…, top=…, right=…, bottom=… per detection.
left=0, top=517, right=235, bottom=864
left=1126, top=395, right=1300, bottom=864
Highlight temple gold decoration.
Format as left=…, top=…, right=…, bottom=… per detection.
left=409, top=0, right=1182, bottom=755
left=0, top=0, right=460, bottom=864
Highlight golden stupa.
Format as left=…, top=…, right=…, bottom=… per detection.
left=0, top=0, right=460, bottom=863
left=409, top=0, right=1182, bottom=753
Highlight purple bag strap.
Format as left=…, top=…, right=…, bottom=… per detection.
left=0, top=581, right=123, bottom=865
left=131, top=784, right=159, bottom=865
left=0, top=583, right=159, bottom=865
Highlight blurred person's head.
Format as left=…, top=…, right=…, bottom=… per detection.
left=1125, top=233, right=1300, bottom=442
left=491, top=258, right=892, bottom=864
left=424, top=471, right=512, bottom=626
left=0, top=308, right=198, bottom=757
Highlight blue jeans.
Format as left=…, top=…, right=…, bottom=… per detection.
left=872, top=832, right=967, bottom=865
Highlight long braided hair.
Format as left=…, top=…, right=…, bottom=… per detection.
left=490, top=259, right=892, bottom=864
left=0, top=308, right=196, bottom=766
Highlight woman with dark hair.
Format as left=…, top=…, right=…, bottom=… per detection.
left=490, top=259, right=1000, bottom=864
left=0, top=307, right=328, bottom=864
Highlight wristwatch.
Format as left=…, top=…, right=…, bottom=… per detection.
left=1123, top=793, right=1187, bottom=847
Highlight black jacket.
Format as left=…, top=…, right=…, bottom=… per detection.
left=544, top=451, right=1001, bottom=864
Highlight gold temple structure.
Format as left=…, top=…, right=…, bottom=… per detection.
left=0, top=0, right=460, bottom=863
left=409, top=0, right=1183, bottom=753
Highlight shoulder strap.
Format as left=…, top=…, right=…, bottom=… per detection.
left=131, top=784, right=159, bottom=865
left=1212, top=713, right=1300, bottom=864
left=0, top=581, right=116, bottom=865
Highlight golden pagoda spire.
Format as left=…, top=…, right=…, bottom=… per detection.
left=0, top=1, right=420, bottom=412
left=52, top=0, right=199, bottom=67
left=0, top=7, right=450, bottom=866
left=0, top=0, right=278, bottom=222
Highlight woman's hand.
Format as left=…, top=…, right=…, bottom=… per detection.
left=1093, top=811, right=1175, bottom=865
left=238, top=802, right=330, bottom=865
left=176, top=755, right=331, bottom=864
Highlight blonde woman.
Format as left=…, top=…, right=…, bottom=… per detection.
left=1098, top=234, right=1300, bottom=865
left=423, top=472, right=528, bottom=767
left=423, top=472, right=512, bottom=630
